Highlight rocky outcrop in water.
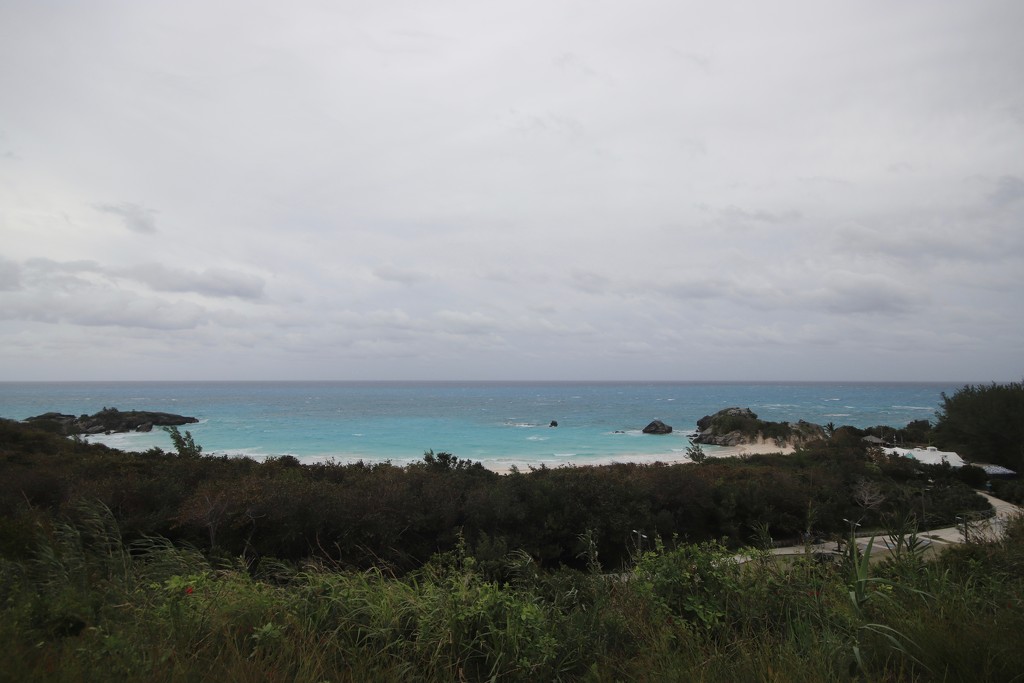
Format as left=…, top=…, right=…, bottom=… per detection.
left=642, top=419, right=673, bottom=434
left=25, top=407, right=198, bottom=436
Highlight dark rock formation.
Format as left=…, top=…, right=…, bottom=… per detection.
left=692, top=407, right=757, bottom=445
left=693, top=407, right=825, bottom=447
left=696, top=407, right=758, bottom=432
left=694, top=429, right=746, bottom=447
left=24, top=407, right=198, bottom=436
left=642, top=419, right=673, bottom=434
left=790, top=420, right=827, bottom=444
left=549, top=420, right=558, bottom=427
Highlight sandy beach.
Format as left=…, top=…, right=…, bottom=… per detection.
left=487, top=441, right=797, bottom=474
left=711, top=441, right=797, bottom=458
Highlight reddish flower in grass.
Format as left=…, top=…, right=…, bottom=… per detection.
left=185, top=586, right=194, bottom=595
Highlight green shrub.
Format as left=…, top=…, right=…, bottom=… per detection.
left=956, top=464, right=988, bottom=488
left=632, top=539, right=740, bottom=632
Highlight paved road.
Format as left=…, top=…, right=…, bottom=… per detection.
left=749, top=492, right=1020, bottom=561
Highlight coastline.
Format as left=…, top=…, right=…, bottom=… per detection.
left=8, top=380, right=955, bottom=471
left=81, top=428, right=798, bottom=474
left=486, top=441, right=797, bottom=475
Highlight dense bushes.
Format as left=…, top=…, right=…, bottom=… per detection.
left=992, top=479, right=1024, bottom=505
left=0, top=418, right=991, bottom=572
left=2, top=501, right=1023, bottom=681
left=934, top=381, right=1024, bottom=470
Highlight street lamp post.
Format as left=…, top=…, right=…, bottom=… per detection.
left=920, top=479, right=933, bottom=532
left=632, top=529, right=647, bottom=554
left=842, top=517, right=861, bottom=539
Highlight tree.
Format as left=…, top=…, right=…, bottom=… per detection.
left=686, top=442, right=707, bottom=464
left=933, top=381, right=1024, bottom=470
left=164, top=426, right=203, bottom=458
left=420, top=449, right=486, bottom=472
left=852, top=478, right=885, bottom=512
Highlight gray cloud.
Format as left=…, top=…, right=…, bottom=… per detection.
left=120, top=264, right=266, bottom=300
left=0, top=258, right=22, bottom=290
left=95, top=202, right=158, bottom=234
left=67, top=296, right=209, bottom=330
left=0, top=284, right=210, bottom=331
left=672, top=50, right=713, bottom=73
left=373, top=264, right=432, bottom=286
left=988, top=175, right=1024, bottom=207
left=833, top=207, right=1024, bottom=265
left=433, top=309, right=503, bottom=336
left=17, top=258, right=265, bottom=300
left=723, top=206, right=802, bottom=224
left=813, top=275, right=923, bottom=316
left=0, top=1, right=1022, bottom=381
left=553, top=52, right=613, bottom=85
left=887, top=162, right=914, bottom=174
left=509, top=111, right=587, bottom=141
left=0, top=129, right=15, bottom=160
left=657, top=278, right=734, bottom=302
left=570, top=270, right=613, bottom=295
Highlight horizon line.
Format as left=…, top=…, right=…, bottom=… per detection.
left=0, top=378, right=992, bottom=385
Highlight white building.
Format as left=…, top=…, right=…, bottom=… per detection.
left=883, top=446, right=966, bottom=468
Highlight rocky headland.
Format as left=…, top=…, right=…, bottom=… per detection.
left=24, top=407, right=198, bottom=436
left=692, top=407, right=825, bottom=448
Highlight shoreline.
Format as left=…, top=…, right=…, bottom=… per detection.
left=81, top=430, right=797, bottom=473
left=485, top=441, right=797, bottom=475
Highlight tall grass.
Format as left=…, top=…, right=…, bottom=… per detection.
left=2, top=502, right=1023, bottom=681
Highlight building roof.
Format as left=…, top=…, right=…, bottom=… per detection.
left=981, top=464, right=1017, bottom=477
left=883, top=446, right=966, bottom=468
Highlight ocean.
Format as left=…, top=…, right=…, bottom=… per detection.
left=0, top=381, right=960, bottom=470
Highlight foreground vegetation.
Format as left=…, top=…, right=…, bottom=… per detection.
left=0, top=417, right=991, bottom=572
left=2, top=499, right=1022, bottom=682
left=2, top=380, right=1022, bottom=680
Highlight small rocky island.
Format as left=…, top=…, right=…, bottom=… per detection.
left=642, top=419, right=673, bottom=434
left=24, top=407, right=198, bottom=436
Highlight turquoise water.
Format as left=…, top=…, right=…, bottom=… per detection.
left=0, top=381, right=960, bottom=469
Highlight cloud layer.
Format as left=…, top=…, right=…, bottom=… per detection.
left=1, top=1, right=1022, bottom=381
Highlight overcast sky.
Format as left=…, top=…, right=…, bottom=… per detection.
left=1, top=1, right=1022, bottom=382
